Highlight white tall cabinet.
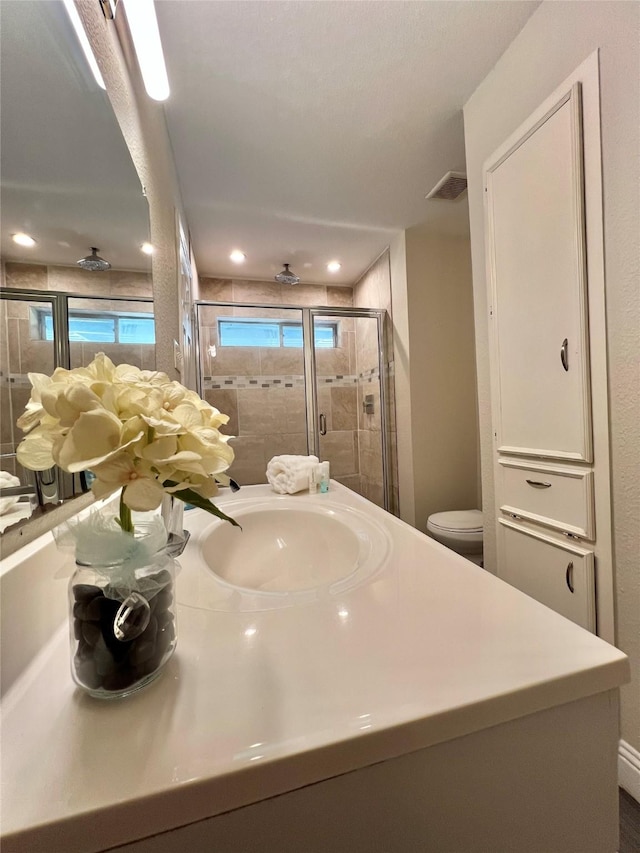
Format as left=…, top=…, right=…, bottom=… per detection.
left=484, top=53, right=614, bottom=641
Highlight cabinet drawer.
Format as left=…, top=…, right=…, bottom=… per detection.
left=499, top=460, right=594, bottom=539
left=499, top=520, right=595, bottom=632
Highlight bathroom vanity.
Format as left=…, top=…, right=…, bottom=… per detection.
left=0, top=483, right=629, bottom=852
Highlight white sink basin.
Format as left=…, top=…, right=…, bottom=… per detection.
left=198, top=497, right=390, bottom=598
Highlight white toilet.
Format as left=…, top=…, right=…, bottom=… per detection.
left=426, top=510, right=484, bottom=566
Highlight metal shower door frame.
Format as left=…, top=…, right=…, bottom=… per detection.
left=306, top=307, right=389, bottom=511
left=1, top=289, right=154, bottom=502
left=1, top=288, right=70, bottom=369
left=194, top=301, right=390, bottom=512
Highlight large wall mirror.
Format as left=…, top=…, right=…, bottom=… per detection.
left=0, top=0, right=153, bottom=537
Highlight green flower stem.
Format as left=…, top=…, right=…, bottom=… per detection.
left=164, top=480, right=241, bottom=528
left=118, top=489, right=135, bottom=534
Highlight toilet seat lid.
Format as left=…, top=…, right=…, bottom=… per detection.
left=428, top=510, right=483, bottom=533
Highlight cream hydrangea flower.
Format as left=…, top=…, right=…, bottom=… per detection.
left=16, top=353, right=238, bottom=531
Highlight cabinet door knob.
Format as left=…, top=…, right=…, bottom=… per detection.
left=560, top=338, right=569, bottom=371
left=525, top=479, right=552, bottom=488
left=565, top=561, right=575, bottom=593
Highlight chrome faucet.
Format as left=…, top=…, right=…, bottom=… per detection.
left=1, top=453, right=60, bottom=508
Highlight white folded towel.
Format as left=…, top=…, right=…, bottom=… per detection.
left=0, top=471, right=21, bottom=516
left=266, top=455, right=319, bottom=495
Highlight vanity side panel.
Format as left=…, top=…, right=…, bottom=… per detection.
left=116, top=691, right=619, bottom=853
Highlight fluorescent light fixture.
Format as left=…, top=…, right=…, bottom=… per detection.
left=12, top=233, right=36, bottom=248
left=62, top=0, right=106, bottom=90
left=140, top=242, right=154, bottom=255
left=229, top=250, right=246, bottom=264
left=327, top=261, right=341, bottom=273
left=123, top=0, right=170, bottom=101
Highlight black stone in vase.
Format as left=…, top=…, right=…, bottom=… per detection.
left=71, top=572, right=175, bottom=695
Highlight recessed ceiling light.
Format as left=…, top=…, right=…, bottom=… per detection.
left=141, top=242, right=154, bottom=255
left=229, top=250, right=246, bottom=264
left=327, top=261, right=341, bottom=273
left=12, top=233, right=36, bottom=248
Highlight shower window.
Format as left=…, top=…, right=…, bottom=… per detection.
left=218, top=318, right=336, bottom=348
left=1, top=289, right=156, bottom=505
left=34, top=307, right=155, bottom=344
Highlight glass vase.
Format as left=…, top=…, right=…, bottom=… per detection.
left=68, top=547, right=177, bottom=699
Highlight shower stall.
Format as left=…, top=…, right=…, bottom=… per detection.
left=195, top=302, right=393, bottom=511
left=0, top=288, right=155, bottom=505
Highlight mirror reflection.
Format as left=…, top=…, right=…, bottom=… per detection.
left=0, top=0, right=153, bottom=535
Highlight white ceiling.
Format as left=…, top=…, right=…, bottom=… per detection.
left=0, top=0, right=150, bottom=273
left=156, top=0, right=540, bottom=285
left=0, top=1, right=540, bottom=287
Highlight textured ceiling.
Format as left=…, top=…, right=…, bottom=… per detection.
left=0, top=0, right=150, bottom=273
left=0, top=1, right=540, bottom=286
left=157, top=0, right=540, bottom=284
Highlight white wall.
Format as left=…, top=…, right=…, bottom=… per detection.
left=391, top=226, right=479, bottom=530
left=464, top=1, right=639, bottom=750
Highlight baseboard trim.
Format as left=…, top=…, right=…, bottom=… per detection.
left=619, top=739, right=640, bottom=803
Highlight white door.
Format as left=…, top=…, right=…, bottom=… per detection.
left=486, top=85, right=592, bottom=462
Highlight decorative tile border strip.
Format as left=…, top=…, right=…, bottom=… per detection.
left=0, top=372, right=33, bottom=388
left=359, top=366, right=380, bottom=385
left=4, top=367, right=392, bottom=392
left=203, top=374, right=306, bottom=390
left=202, top=370, right=388, bottom=390
left=317, top=374, right=358, bottom=386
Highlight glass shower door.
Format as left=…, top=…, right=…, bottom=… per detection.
left=196, top=303, right=307, bottom=485
left=311, top=310, right=388, bottom=510
left=0, top=292, right=59, bottom=519
left=195, top=302, right=391, bottom=507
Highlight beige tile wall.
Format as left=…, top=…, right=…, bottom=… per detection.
left=2, top=262, right=152, bottom=298
left=0, top=296, right=56, bottom=465
left=1, top=298, right=17, bottom=465
left=199, top=298, right=305, bottom=485
left=1, top=263, right=155, bottom=467
left=198, top=279, right=361, bottom=487
left=198, top=277, right=352, bottom=310
left=196, top=274, right=397, bottom=504
left=354, top=315, right=385, bottom=508
left=3, top=263, right=396, bottom=509
left=314, top=314, right=360, bottom=491
left=353, top=252, right=398, bottom=514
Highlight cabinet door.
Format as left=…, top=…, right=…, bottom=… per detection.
left=499, top=520, right=595, bottom=632
left=486, top=85, right=592, bottom=462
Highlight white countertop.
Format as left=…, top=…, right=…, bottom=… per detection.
left=0, top=483, right=630, bottom=852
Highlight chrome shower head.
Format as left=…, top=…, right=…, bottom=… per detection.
left=274, top=263, right=300, bottom=286
left=77, top=247, right=111, bottom=272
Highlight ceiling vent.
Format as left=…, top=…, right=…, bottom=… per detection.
left=425, top=171, right=468, bottom=201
